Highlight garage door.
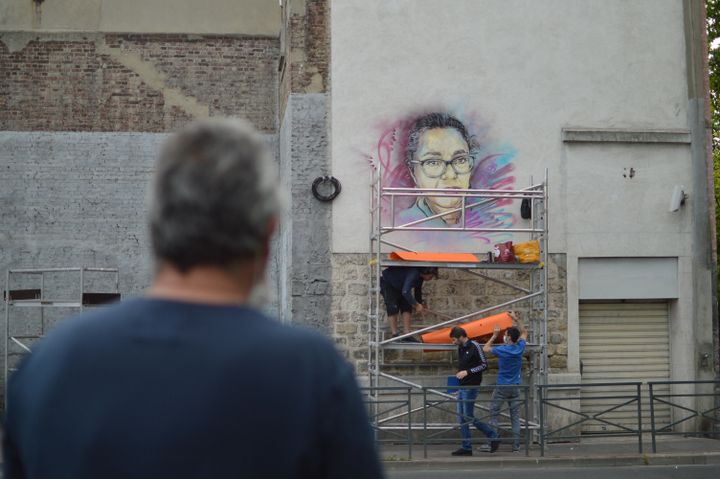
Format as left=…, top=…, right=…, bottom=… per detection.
left=579, top=302, right=671, bottom=434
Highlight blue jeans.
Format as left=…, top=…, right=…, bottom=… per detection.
left=489, top=385, right=521, bottom=450
left=456, top=388, right=497, bottom=450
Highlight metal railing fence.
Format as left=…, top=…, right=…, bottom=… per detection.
left=360, top=386, right=413, bottom=458
left=538, top=382, right=643, bottom=456
left=649, top=380, right=720, bottom=453
left=363, top=380, right=720, bottom=458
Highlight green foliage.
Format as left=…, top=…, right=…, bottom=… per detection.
left=709, top=1, right=720, bottom=286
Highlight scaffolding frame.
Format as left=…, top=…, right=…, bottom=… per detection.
left=3, top=267, right=120, bottom=399
left=367, top=166, right=549, bottom=434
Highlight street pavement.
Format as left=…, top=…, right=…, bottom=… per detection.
left=387, top=464, right=720, bottom=479
left=381, top=436, right=720, bottom=475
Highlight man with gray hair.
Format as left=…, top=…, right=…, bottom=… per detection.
left=3, top=118, right=384, bottom=479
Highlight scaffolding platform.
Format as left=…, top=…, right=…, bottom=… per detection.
left=367, top=165, right=549, bottom=437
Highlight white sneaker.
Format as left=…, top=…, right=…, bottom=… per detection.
left=478, top=444, right=492, bottom=452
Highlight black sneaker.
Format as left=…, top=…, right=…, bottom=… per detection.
left=403, top=336, right=421, bottom=343
left=490, top=439, right=500, bottom=453
left=451, top=448, right=473, bottom=456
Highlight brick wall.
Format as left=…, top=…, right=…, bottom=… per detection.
left=279, top=0, right=329, bottom=118
left=0, top=33, right=279, bottom=132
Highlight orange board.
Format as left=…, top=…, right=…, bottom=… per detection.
left=421, top=312, right=514, bottom=344
left=389, top=251, right=480, bottom=263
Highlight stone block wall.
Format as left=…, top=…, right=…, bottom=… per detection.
left=330, top=253, right=568, bottom=379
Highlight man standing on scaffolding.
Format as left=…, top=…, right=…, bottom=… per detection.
left=484, top=316, right=528, bottom=453
left=380, top=266, right=437, bottom=342
left=450, top=326, right=500, bottom=456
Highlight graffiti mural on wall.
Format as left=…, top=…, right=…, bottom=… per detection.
left=369, top=111, right=517, bottom=252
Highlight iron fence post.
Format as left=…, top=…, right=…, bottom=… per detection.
left=636, top=383, right=643, bottom=453
left=649, top=382, right=657, bottom=453
left=423, top=387, right=428, bottom=459
left=539, top=385, right=545, bottom=457
left=524, top=384, right=530, bottom=456
left=407, top=387, right=412, bottom=459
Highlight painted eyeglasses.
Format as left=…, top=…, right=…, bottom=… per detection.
left=410, top=154, right=475, bottom=178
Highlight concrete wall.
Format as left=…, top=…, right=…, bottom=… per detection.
left=0, top=0, right=280, bottom=35
left=331, top=0, right=690, bottom=254
left=0, top=131, right=281, bottom=399
left=278, top=93, right=332, bottom=330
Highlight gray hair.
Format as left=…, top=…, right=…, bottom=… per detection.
left=149, top=118, right=281, bottom=272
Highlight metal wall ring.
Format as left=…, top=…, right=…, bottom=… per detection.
left=311, top=176, right=341, bottom=202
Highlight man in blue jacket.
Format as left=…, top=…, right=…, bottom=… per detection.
left=3, top=119, right=384, bottom=479
left=380, top=266, right=437, bottom=342
left=484, top=315, right=527, bottom=453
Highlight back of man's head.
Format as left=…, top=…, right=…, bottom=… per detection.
left=149, top=118, right=281, bottom=272
left=505, top=327, right=520, bottom=343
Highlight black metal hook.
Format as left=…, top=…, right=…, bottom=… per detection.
left=311, top=176, right=341, bottom=202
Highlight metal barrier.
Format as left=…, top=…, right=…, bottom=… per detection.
left=539, top=382, right=643, bottom=456
left=649, top=380, right=720, bottom=453
left=421, top=385, right=531, bottom=458
left=364, top=381, right=719, bottom=458
left=360, top=386, right=413, bottom=458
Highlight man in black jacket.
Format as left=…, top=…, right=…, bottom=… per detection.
left=449, top=326, right=499, bottom=456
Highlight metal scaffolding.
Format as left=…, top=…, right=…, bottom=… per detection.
left=3, top=267, right=121, bottom=399
left=367, top=165, right=549, bottom=435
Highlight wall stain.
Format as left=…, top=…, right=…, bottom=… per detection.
left=95, top=38, right=210, bottom=120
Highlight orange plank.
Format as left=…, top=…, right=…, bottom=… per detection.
left=389, top=251, right=480, bottom=263
left=421, top=312, right=514, bottom=344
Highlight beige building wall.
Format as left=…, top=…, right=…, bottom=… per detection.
left=0, top=0, right=280, bottom=35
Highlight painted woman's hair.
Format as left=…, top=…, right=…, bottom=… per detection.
left=405, top=112, right=477, bottom=165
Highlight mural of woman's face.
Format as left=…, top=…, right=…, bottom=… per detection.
left=412, top=127, right=472, bottom=214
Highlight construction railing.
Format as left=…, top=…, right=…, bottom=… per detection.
left=538, top=382, right=644, bottom=456
left=364, top=381, right=720, bottom=457
left=360, top=386, right=414, bottom=459
left=649, top=379, right=720, bottom=453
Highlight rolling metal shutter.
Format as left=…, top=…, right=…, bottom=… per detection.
left=579, top=302, right=671, bottom=434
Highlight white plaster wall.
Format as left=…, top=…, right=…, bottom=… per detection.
left=563, top=143, right=693, bottom=257
left=331, top=0, right=689, bottom=254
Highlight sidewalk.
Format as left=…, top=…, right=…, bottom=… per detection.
left=381, top=436, right=720, bottom=471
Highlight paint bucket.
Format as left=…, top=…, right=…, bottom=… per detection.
left=447, top=375, right=460, bottom=394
